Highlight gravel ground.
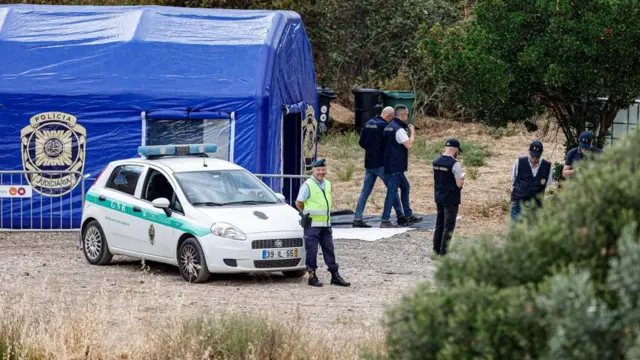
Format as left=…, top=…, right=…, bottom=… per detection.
left=0, top=229, right=436, bottom=352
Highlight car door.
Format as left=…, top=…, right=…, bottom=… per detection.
left=99, top=163, right=145, bottom=252
left=132, top=166, right=183, bottom=260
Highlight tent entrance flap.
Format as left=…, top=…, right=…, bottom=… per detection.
left=282, top=111, right=303, bottom=204
left=141, top=110, right=236, bottom=162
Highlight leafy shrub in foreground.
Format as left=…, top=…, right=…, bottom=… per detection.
left=378, top=128, right=640, bottom=359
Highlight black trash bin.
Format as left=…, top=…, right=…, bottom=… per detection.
left=352, top=88, right=384, bottom=131
left=316, top=86, right=337, bottom=135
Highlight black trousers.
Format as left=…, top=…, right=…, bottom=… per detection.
left=304, top=226, right=339, bottom=272
left=432, top=203, right=459, bottom=255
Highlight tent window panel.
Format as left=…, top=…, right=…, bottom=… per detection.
left=203, top=119, right=230, bottom=161
left=146, top=119, right=231, bottom=161
left=147, top=120, right=203, bottom=146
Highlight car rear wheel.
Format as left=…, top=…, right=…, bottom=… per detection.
left=178, top=238, right=210, bottom=283
left=282, top=269, right=307, bottom=278
left=82, top=220, right=113, bottom=265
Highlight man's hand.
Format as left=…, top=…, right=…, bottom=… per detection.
left=408, top=124, right=415, bottom=138
left=562, top=165, right=576, bottom=178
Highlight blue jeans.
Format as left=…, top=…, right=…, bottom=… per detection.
left=511, top=199, right=542, bottom=221
left=382, top=172, right=413, bottom=221
left=511, top=201, right=521, bottom=221
left=354, top=167, right=403, bottom=220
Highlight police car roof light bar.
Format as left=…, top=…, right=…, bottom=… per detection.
left=137, top=144, right=218, bottom=158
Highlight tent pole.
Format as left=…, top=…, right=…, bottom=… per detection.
left=141, top=111, right=147, bottom=146
left=229, top=111, right=236, bottom=162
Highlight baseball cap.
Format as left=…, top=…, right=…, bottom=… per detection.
left=579, top=131, right=593, bottom=149
left=445, top=138, right=463, bottom=153
left=529, top=141, right=543, bottom=157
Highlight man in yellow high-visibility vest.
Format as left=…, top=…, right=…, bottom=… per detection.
left=295, top=158, right=351, bottom=287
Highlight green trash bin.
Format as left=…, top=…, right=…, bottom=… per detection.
left=383, top=90, right=417, bottom=124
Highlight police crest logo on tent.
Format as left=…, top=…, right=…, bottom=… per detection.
left=20, top=112, right=86, bottom=197
left=302, top=104, right=318, bottom=175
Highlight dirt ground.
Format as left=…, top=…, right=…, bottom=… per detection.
left=0, top=229, right=434, bottom=354
left=0, top=113, right=568, bottom=354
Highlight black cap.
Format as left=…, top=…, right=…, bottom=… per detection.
left=529, top=141, right=543, bottom=157
left=445, top=138, right=463, bottom=153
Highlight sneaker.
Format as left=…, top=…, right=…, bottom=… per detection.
left=397, top=216, right=408, bottom=226
left=352, top=219, right=372, bottom=228
left=380, top=220, right=397, bottom=228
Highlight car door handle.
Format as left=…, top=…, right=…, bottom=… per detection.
left=98, top=195, right=106, bottom=202
left=133, top=206, right=141, bottom=213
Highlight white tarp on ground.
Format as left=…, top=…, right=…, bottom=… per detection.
left=332, top=227, right=416, bottom=242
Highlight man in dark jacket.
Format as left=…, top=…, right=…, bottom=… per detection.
left=353, top=106, right=404, bottom=227
left=432, top=138, right=465, bottom=256
left=380, top=104, right=423, bottom=228
left=562, top=131, right=603, bottom=179
left=511, top=140, right=553, bottom=221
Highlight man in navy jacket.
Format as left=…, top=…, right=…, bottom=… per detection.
left=353, top=107, right=404, bottom=227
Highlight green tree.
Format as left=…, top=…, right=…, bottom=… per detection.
left=422, top=0, right=640, bottom=149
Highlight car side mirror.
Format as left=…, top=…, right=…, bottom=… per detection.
left=275, top=193, right=286, bottom=202
left=152, top=197, right=172, bottom=217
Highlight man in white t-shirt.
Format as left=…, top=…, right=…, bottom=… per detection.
left=380, top=104, right=423, bottom=228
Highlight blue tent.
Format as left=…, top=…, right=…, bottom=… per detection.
left=0, top=4, right=319, bottom=230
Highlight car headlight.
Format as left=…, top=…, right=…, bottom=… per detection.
left=210, top=222, right=247, bottom=240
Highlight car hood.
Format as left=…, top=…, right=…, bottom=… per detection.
left=196, top=203, right=302, bottom=234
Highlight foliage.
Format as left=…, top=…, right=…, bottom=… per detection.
left=422, top=0, right=640, bottom=149
left=336, top=161, right=355, bottom=182
left=379, top=127, right=640, bottom=358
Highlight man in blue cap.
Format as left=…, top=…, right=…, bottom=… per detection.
left=510, top=140, right=553, bottom=221
left=295, top=158, right=351, bottom=288
left=431, top=138, right=465, bottom=256
left=563, top=131, right=603, bottom=179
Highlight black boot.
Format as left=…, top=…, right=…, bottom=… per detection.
left=308, top=270, right=323, bottom=287
left=330, top=271, right=351, bottom=287
left=353, top=219, right=372, bottom=228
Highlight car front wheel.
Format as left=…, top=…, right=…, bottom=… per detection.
left=82, top=220, right=113, bottom=265
left=178, top=238, right=210, bottom=283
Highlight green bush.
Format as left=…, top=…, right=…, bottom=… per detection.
left=378, top=128, right=640, bottom=359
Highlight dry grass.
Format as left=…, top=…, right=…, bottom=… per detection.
left=320, top=115, right=567, bottom=237
left=0, top=289, right=384, bottom=360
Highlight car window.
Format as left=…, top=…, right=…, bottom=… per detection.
left=174, top=169, right=278, bottom=206
left=106, top=165, right=143, bottom=196
left=142, top=168, right=183, bottom=213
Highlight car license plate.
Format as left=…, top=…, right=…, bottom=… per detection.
left=262, top=248, right=298, bottom=259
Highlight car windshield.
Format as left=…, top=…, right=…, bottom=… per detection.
left=174, top=169, right=280, bottom=206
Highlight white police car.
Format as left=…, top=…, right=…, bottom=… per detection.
left=80, top=144, right=306, bottom=283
